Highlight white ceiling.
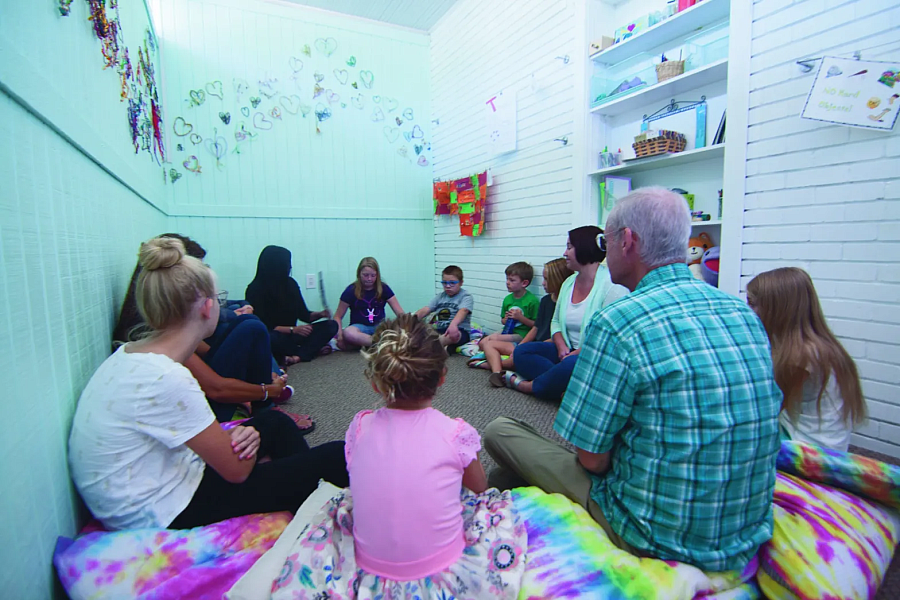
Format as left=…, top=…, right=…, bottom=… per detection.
left=281, top=0, right=460, bottom=31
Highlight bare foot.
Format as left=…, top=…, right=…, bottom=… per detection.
left=284, top=355, right=301, bottom=366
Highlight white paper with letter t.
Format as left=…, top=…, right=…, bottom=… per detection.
left=486, top=91, right=517, bottom=155
left=801, top=56, right=900, bottom=131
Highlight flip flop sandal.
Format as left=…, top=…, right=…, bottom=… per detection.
left=274, top=407, right=317, bottom=435
left=489, top=372, right=506, bottom=388
left=467, top=358, right=488, bottom=369
left=503, top=371, right=522, bottom=390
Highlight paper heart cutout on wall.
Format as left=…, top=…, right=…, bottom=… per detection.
left=371, top=107, right=385, bottom=122
left=347, top=56, right=357, bottom=67
left=250, top=97, right=261, bottom=108
left=359, top=70, right=374, bottom=89
left=333, top=69, right=349, bottom=85
left=204, top=134, right=228, bottom=160
left=241, top=107, right=250, bottom=117
left=383, top=97, right=399, bottom=113
left=173, top=117, right=193, bottom=136
left=183, top=155, right=201, bottom=173
left=314, top=72, right=325, bottom=83
left=301, top=44, right=311, bottom=57
left=410, top=125, right=424, bottom=139
left=403, top=108, right=414, bottom=121
left=351, top=82, right=358, bottom=89
left=219, top=111, right=231, bottom=125
left=299, top=102, right=312, bottom=117
left=315, top=37, right=337, bottom=57
left=417, top=155, right=429, bottom=166
left=190, top=133, right=202, bottom=145
left=403, top=131, right=412, bottom=142
left=395, top=117, right=403, bottom=126
left=372, top=95, right=381, bottom=104
left=176, top=143, right=184, bottom=151
left=351, top=94, right=366, bottom=110
left=289, top=57, right=304, bottom=73
left=253, top=112, right=273, bottom=130
left=233, top=78, right=250, bottom=96
left=270, top=107, right=282, bottom=120
left=234, top=124, right=249, bottom=143
left=326, top=90, right=340, bottom=105
left=169, top=169, right=182, bottom=183
left=397, top=146, right=408, bottom=157
left=383, top=127, right=400, bottom=143
left=313, top=84, right=325, bottom=99
left=414, top=144, right=423, bottom=155
left=315, top=103, right=332, bottom=122
left=280, top=95, right=302, bottom=114
left=189, top=89, right=206, bottom=106
left=206, top=81, right=224, bottom=100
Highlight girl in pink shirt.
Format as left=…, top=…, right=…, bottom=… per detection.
left=272, top=314, right=526, bottom=599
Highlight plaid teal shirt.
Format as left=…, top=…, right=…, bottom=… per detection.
left=554, top=263, right=781, bottom=572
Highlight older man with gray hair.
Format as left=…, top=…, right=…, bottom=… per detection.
left=484, top=187, right=781, bottom=572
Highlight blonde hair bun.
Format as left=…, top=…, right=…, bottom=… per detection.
left=140, top=237, right=185, bottom=271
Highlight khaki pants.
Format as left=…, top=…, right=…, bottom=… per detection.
left=483, top=416, right=637, bottom=554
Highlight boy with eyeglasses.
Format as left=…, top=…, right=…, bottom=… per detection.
left=414, top=265, right=474, bottom=352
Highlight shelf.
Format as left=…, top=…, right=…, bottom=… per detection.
left=691, top=220, right=722, bottom=227
left=590, top=0, right=730, bottom=65
left=589, top=144, right=724, bottom=177
left=590, top=59, right=728, bottom=117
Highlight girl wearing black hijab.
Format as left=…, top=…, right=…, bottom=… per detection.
left=246, top=246, right=338, bottom=365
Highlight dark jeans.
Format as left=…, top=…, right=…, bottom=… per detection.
left=436, top=325, right=471, bottom=353
left=513, top=341, right=579, bottom=401
left=270, top=320, right=339, bottom=363
left=204, top=314, right=275, bottom=422
left=170, top=410, right=348, bottom=529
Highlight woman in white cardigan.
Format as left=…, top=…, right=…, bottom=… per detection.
left=507, top=226, right=627, bottom=400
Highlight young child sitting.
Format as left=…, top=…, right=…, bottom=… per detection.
left=472, top=258, right=572, bottom=387
left=270, top=314, right=527, bottom=599
left=480, top=261, right=540, bottom=345
left=747, top=267, right=866, bottom=452
left=333, top=256, right=404, bottom=350
left=415, top=265, right=474, bottom=351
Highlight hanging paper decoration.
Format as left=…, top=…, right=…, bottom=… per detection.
left=434, top=171, right=489, bottom=237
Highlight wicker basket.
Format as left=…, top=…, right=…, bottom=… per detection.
left=655, top=60, right=685, bottom=82
left=632, top=135, right=686, bottom=158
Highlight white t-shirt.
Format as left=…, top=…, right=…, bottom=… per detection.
left=779, top=374, right=852, bottom=452
left=68, top=346, right=215, bottom=530
left=565, top=286, right=588, bottom=350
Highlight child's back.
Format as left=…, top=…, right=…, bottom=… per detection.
left=270, top=314, right=526, bottom=600
left=347, top=406, right=479, bottom=578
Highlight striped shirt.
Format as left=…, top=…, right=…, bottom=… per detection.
left=554, top=263, right=781, bottom=572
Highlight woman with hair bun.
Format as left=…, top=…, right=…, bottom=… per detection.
left=69, top=237, right=348, bottom=531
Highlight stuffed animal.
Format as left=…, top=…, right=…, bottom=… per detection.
left=687, top=232, right=713, bottom=279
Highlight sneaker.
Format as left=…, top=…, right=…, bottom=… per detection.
left=489, top=372, right=505, bottom=388
left=275, top=385, right=294, bottom=404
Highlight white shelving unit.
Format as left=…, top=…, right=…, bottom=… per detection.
left=579, top=0, right=735, bottom=289
left=590, top=0, right=730, bottom=65
left=589, top=144, right=724, bottom=176
left=590, top=59, right=728, bottom=117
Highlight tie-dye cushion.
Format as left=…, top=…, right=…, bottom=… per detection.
left=54, top=512, right=291, bottom=599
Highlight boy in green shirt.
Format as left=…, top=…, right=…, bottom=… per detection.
left=478, top=262, right=540, bottom=386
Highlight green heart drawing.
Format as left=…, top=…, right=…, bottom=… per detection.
left=359, top=70, right=374, bottom=89
left=189, top=89, right=206, bottom=106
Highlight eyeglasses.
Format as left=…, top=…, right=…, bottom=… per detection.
left=598, top=228, right=626, bottom=253
left=441, top=280, right=460, bottom=286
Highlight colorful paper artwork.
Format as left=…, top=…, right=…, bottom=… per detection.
left=433, top=171, right=489, bottom=237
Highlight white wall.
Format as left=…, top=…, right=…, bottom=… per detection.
left=0, top=2, right=168, bottom=597
left=153, top=0, right=435, bottom=313
left=743, top=0, right=900, bottom=457
left=429, top=0, right=578, bottom=332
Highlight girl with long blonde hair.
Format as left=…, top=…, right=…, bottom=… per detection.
left=747, top=267, right=866, bottom=451
left=333, top=257, right=405, bottom=350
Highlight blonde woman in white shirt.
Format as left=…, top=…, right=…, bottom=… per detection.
left=68, top=237, right=348, bottom=531
left=747, top=267, right=866, bottom=452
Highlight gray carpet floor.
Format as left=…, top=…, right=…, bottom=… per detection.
left=283, top=350, right=899, bottom=599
